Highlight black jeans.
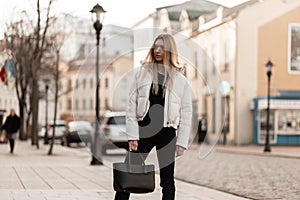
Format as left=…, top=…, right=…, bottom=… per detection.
left=7, top=132, right=16, bottom=153
left=114, top=127, right=176, bottom=200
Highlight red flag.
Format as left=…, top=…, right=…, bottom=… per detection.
left=0, top=66, right=7, bottom=84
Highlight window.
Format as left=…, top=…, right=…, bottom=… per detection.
left=68, top=99, right=72, bottom=110
left=194, top=51, right=198, bottom=78
left=223, top=42, right=230, bottom=72
left=259, top=110, right=275, bottom=143
left=68, top=79, right=72, bottom=90
left=212, top=96, right=216, bottom=133
left=288, top=23, right=300, bottom=74
left=105, top=78, right=109, bottom=88
left=105, top=98, right=109, bottom=109
left=82, top=99, right=86, bottom=109
left=90, top=99, right=93, bottom=109
left=102, top=37, right=106, bottom=47
left=82, top=79, right=86, bottom=89
left=277, top=110, right=300, bottom=134
left=75, top=99, right=79, bottom=109
left=211, top=45, right=216, bottom=74
left=90, top=78, right=93, bottom=89
left=76, top=80, right=79, bottom=88
left=79, top=44, right=85, bottom=57
left=221, top=96, right=230, bottom=133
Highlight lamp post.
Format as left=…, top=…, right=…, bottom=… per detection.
left=90, top=3, right=106, bottom=165
left=264, top=59, right=273, bottom=152
left=44, top=79, right=50, bottom=144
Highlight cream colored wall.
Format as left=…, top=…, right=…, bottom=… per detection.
left=60, top=56, right=133, bottom=122
left=258, top=6, right=300, bottom=96
left=192, top=21, right=236, bottom=137
left=236, top=0, right=300, bottom=144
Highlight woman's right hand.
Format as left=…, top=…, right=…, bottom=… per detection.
left=128, top=140, right=138, bottom=151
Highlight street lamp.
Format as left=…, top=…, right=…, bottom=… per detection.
left=90, top=3, right=106, bottom=165
left=44, top=78, right=50, bottom=144
left=264, top=59, right=273, bottom=152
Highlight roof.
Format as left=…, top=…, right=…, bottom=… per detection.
left=67, top=54, right=130, bottom=72
left=156, top=0, right=220, bottom=21
left=203, top=0, right=259, bottom=22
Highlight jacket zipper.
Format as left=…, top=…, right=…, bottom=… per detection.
left=140, top=100, right=150, bottom=121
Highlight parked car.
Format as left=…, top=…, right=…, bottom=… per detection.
left=100, top=111, right=127, bottom=154
left=38, top=120, right=66, bottom=140
left=61, top=120, right=93, bottom=147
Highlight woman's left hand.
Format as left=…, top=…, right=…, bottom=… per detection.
left=176, top=145, right=185, bottom=157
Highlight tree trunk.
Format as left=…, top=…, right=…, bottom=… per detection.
left=18, top=102, right=27, bottom=140
left=48, top=50, right=59, bottom=155
left=31, top=79, right=40, bottom=149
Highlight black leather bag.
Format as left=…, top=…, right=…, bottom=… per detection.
left=113, top=151, right=155, bottom=193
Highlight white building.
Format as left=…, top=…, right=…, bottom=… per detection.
left=0, top=41, right=18, bottom=123
left=59, top=16, right=133, bottom=62
left=131, top=0, right=300, bottom=145
left=59, top=55, right=133, bottom=122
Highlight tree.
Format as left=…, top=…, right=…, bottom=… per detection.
left=4, top=15, right=35, bottom=141
left=47, top=27, right=66, bottom=155
left=30, top=0, right=55, bottom=149
left=3, top=0, right=56, bottom=148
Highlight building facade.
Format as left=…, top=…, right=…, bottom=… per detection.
left=59, top=55, right=133, bottom=123
left=0, top=41, right=18, bottom=125
left=131, top=0, right=300, bottom=145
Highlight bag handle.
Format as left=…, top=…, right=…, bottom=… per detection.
left=127, top=150, right=147, bottom=173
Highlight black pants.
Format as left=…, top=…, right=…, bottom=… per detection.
left=197, top=131, right=206, bottom=144
left=7, top=133, right=16, bottom=153
left=9, top=139, right=15, bottom=153
left=114, top=127, right=176, bottom=200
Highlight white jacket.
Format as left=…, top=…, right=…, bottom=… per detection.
left=126, top=66, right=192, bottom=149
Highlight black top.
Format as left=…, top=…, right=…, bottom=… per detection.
left=2, top=114, right=20, bottom=133
left=138, top=73, right=165, bottom=130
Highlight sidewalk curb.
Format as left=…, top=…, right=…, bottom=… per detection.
left=174, top=177, right=252, bottom=200
left=215, top=148, right=300, bottom=160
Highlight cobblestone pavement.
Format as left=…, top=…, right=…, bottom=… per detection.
left=175, top=145, right=300, bottom=200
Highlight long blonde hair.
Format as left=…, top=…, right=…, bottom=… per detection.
left=141, top=33, right=180, bottom=96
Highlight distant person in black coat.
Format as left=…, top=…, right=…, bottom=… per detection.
left=1, top=109, right=20, bottom=153
left=197, top=114, right=207, bottom=144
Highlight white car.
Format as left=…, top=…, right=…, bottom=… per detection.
left=100, top=111, right=127, bottom=154
left=38, top=120, right=66, bottom=139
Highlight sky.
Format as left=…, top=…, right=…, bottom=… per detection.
left=0, top=0, right=249, bottom=39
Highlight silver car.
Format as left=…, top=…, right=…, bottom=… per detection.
left=61, top=121, right=93, bottom=147
left=100, top=111, right=127, bottom=154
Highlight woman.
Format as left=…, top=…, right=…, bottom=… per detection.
left=114, top=33, right=192, bottom=200
left=1, top=109, right=20, bottom=153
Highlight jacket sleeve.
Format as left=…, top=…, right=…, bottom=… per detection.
left=176, top=81, right=192, bottom=149
left=1, top=118, right=7, bottom=131
left=126, top=69, right=139, bottom=141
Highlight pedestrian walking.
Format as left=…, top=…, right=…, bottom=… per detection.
left=1, top=109, right=20, bottom=153
left=197, top=114, right=207, bottom=144
left=114, top=33, right=192, bottom=200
